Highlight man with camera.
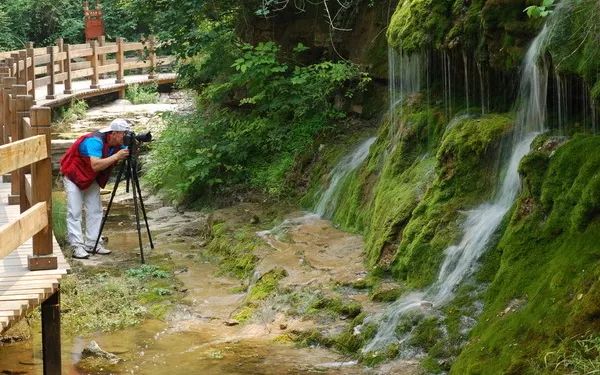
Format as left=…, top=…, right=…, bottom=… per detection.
left=60, top=118, right=130, bottom=259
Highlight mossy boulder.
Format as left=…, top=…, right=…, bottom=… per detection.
left=387, top=0, right=451, bottom=52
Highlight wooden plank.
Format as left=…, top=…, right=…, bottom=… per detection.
left=0, top=269, right=67, bottom=278
left=97, top=63, right=119, bottom=74
left=0, top=296, right=41, bottom=305
left=97, top=45, right=118, bottom=54
left=69, top=48, right=93, bottom=59
left=0, top=202, right=48, bottom=259
left=35, top=55, right=51, bottom=65
left=0, top=288, right=50, bottom=295
left=35, top=76, right=51, bottom=87
left=71, top=61, right=91, bottom=71
left=0, top=310, right=22, bottom=317
left=124, top=61, right=151, bottom=70
left=54, top=72, right=67, bottom=82
left=23, top=174, right=31, bottom=206
left=123, top=42, right=144, bottom=52
left=70, top=67, right=94, bottom=80
left=0, top=135, right=48, bottom=175
left=0, top=279, right=58, bottom=286
left=0, top=301, right=29, bottom=310
left=0, top=283, right=56, bottom=292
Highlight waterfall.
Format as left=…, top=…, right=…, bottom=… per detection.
left=362, top=24, right=551, bottom=353
left=388, top=48, right=422, bottom=139
left=314, top=137, right=377, bottom=218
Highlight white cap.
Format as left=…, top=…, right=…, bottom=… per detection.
left=99, top=118, right=131, bottom=133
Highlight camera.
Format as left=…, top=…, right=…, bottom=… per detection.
left=123, top=130, right=152, bottom=147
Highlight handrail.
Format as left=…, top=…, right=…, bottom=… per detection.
left=0, top=35, right=172, bottom=101
left=0, top=104, right=55, bottom=271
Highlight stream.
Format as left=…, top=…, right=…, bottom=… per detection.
left=0, top=94, right=420, bottom=374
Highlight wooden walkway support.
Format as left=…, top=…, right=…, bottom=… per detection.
left=0, top=105, right=70, bottom=374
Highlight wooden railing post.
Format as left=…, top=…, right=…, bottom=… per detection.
left=90, top=40, right=99, bottom=89
left=1, top=77, right=16, bottom=146
left=98, top=35, right=106, bottom=79
left=8, top=84, right=26, bottom=205
left=0, top=70, right=9, bottom=146
left=64, top=44, right=73, bottom=94
left=28, top=106, right=57, bottom=270
left=16, top=94, right=34, bottom=213
left=6, top=57, right=14, bottom=77
left=46, top=46, right=56, bottom=99
left=116, top=37, right=125, bottom=84
left=14, top=52, right=23, bottom=84
left=56, top=38, right=64, bottom=75
left=148, top=35, right=157, bottom=79
left=26, top=47, right=36, bottom=100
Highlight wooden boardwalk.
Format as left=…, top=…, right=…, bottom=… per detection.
left=34, top=72, right=177, bottom=108
left=0, top=181, right=69, bottom=332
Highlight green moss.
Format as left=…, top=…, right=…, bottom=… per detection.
left=451, top=135, right=600, bottom=373
left=233, top=268, right=287, bottom=322
left=546, top=0, right=600, bottom=101
left=391, top=114, right=512, bottom=287
left=206, top=224, right=260, bottom=279
left=387, top=0, right=451, bottom=52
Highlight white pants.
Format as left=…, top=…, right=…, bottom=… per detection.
left=64, top=176, right=103, bottom=248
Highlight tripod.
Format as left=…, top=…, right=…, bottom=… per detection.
left=92, top=142, right=154, bottom=263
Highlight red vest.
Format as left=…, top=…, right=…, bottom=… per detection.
left=60, top=132, right=114, bottom=190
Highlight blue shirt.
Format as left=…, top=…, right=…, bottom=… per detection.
left=78, top=135, right=126, bottom=158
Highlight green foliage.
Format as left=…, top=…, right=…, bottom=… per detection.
left=60, top=273, right=147, bottom=334
left=125, top=264, right=170, bottom=279
left=51, top=192, right=67, bottom=246
left=524, top=0, right=555, bottom=18
left=56, top=99, right=88, bottom=129
left=544, top=334, right=600, bottom=374
left=146, top=41, right=369, bottom=202
left=546, top=0, right=600, bottom=102
left=125, top=83, right=159, bottom=104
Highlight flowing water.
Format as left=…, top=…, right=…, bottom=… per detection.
left=363, top=24, right=551, bottom=353
left=314, top=137, right=376, bottom=218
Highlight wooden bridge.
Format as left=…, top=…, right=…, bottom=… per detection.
left=0, top=36, right=176, bottom=373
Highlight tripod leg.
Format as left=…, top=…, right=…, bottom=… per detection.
left=130, top=161, right=146, bottom=264
left=92, top=161, right=125, bottom=254
left=132, top=166, right=154, bottom=249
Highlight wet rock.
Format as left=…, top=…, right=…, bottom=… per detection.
left=224, top=319, right=239, bottom=326
left=81, top=340, right=121, bottom=364
left=370, top=282, right=404, bottom=302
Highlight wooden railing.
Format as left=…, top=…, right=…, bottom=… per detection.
left=0, top=36, right=174, bottom=102
left=0, top=105, right=55, bottom=270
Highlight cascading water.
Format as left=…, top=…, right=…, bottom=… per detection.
left=388, top=48, right=422, bottom=141
left=362, top=24, right=551, bottom=353
left=314, top=137, right=376, bottom=218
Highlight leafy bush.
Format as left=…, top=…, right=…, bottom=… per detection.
left=125, top=82, right=159, bottom=104
left=55, top=99, right=88, bottom=127
left=146, top=41, right=370, bottom=202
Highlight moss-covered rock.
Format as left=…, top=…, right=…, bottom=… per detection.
left=451, top=134, right=600, bottom=373
left=387, top=0, right=451, bottom=52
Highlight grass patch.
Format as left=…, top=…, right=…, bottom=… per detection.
left=54, top=99, right=88, bottom=131
left=125, top=82, right=159, bottom=104
left=52, top=191, right=67, bottom=246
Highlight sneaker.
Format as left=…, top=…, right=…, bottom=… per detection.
left=86, top=244, right=112, bottom=255
left=72, top=246, right=90, bottom=259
